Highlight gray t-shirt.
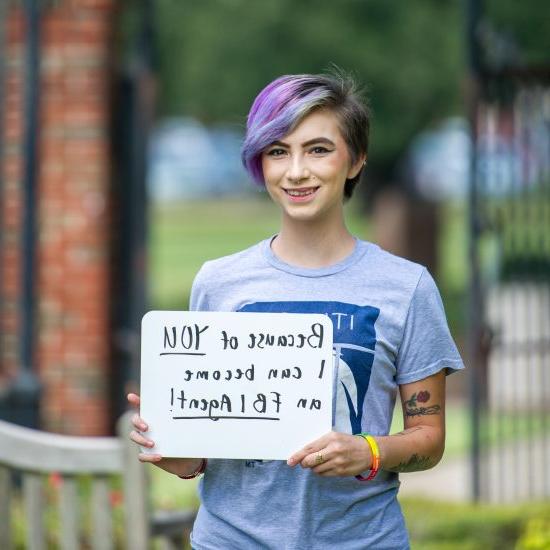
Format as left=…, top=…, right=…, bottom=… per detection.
left=188, top=236, right=464, bottom=550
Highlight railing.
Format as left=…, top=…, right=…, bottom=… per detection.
left=468, top=73, right=550, bottom=502
left=0, top=412, right=196, bottom=550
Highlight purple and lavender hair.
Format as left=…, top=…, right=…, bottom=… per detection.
left=241, top=72, right=370, bottom=199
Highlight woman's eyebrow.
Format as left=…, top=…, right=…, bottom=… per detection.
left=270, top=137, right=336, bottom=148
left=270, top=140, right=289, bottom=147
left=302, top=137, right=335, bottom=147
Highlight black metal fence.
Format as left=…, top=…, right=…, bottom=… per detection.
left=468, top=68, right=550, bottom=501
left=0, top=0, right=42, bottom=428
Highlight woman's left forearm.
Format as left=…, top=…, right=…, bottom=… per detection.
left=375, top=425, right=445, bottom=473
left=288, top=371, right=447, bottom=477
left=374, top=370, right=447, bottom=473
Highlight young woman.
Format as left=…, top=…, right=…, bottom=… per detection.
left=128, top=72, right=464, bottom=549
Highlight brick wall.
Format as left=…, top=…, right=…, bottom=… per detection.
left=1, top=0, right=116, bottom=435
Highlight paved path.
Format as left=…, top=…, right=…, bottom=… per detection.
left=399, top=452, right=470, bottom=501
left=398, top=435, right=550, bottom=503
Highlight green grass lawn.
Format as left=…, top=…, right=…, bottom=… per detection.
left=401, top=497, right=550, bottom=550
left=149, top=196, right=372, bottom=309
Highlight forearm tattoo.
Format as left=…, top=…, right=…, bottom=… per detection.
left=387, top=453, right=433, bottom=472
left=394, top=426, right=423, bottom=436
left=404, top=390, right=441, bottom=417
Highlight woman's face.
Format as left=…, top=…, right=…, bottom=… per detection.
left=261, top=108, right=364, bottom=225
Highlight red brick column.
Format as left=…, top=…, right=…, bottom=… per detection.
left=1, top=0, right=116, bottom=435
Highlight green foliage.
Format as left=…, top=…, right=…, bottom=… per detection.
left=149, top=0, right=463, bottom=178
left=402, top=498, right=550, bottom=550
left=149, top=471, right=550, bottom=550
left=485, top=0, right=550, bottom=65
left=516, top=518, right=550, bottom=550
left=151, top=467, right=201, bottom=511
left=120, top=0, right=549, bottom=187
left=10, top=474, right=125, bottom=549
left=8, top=472, right=550, bottom=548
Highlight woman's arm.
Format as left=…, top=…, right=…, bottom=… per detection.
left=287, top=370, right=446, bottom=476
left=375, top=369, right=445, bottom=472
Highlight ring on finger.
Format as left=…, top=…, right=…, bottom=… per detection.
left=315, top=453, right=324, bottom=465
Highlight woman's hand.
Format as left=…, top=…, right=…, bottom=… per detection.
left=287, top=431, right=372, bottom=477
left=127, top=393, right=204, bottom=477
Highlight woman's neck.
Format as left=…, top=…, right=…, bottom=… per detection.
left=271, top=216, right=355, bottom=269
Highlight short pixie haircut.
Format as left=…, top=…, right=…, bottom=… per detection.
left=241, top=72, right=370, bottom=199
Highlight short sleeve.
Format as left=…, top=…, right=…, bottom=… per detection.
left=189, top=263, right=211, bottom=312
left=395, top=268, right=465, bottom=385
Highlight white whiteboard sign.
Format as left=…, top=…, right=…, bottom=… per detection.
left=140, top=311, right=334, bottom=460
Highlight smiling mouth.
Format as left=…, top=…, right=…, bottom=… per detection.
left=284, top=187, right=319, bottom=197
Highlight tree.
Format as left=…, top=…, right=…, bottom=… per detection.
left=151, top=0, right=463, bottom=186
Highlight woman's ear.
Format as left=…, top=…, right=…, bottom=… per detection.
left=347, top=154, right=367, bottom=180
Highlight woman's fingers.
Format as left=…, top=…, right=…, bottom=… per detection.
left=302, top=448, right=332, bottom=469
left=127, top=392, right=166, bottom=467
left=312, top=459, right=339, bottom=476
left=128, top=394, right=148, bottom=433
left=287, top=433, right=332, bottom=466
left=137, top=452, right=162, bottom=463
left=306, top=451, right=351, bottom=476
left=288, top=446, right=317, bottom=467
left=127, top=392, right=141, bottom=408
left=131, top=412, right=148, bottom=432
left=129, top=429, right=154, bottom=448
left=290, top=432, right=372, bottom=477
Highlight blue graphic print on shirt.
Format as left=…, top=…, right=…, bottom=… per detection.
left=238, top=301, right=380, bottom=434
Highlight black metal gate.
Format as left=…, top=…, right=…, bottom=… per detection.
left=467, top=18, right=550, bottom=501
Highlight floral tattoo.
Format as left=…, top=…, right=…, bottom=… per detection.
left=404, top=390, right=441, bottom=417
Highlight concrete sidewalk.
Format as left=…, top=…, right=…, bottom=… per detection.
left=398, top=435, right=550, bottom=503
left=399, top=452, right=470, bottom=501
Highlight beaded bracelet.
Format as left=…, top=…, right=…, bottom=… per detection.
left=178, top=458, right=207, bottom=479
left=355, top=434, right=380, bottom=481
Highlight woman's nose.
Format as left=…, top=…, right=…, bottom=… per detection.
left=286, top=156, right=309, bottom=183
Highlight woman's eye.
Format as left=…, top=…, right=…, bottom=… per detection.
left=267, top=148, right=286, bottom=157
left=311, top=146, right=330, bottom=154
